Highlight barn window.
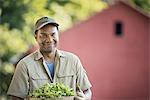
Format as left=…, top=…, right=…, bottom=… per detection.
left=115, top=21, right=123, bottom=36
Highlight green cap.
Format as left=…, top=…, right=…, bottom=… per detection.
left=34, top=16, right=59, bottom=33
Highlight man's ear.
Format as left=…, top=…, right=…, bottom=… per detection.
left=34, top=31, right=38, bottom=39
left=34, top=33, right=37, bottom=40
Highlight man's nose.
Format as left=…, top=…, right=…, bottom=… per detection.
left=46, top=35, right=53, bottom=42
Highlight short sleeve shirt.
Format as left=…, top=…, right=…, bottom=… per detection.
left=7, top=49, right=92, bottom=98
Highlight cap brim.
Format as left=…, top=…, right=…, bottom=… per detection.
left=36, top=21, right=59, bottom=30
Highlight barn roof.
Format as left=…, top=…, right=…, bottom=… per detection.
left=109, top=0, right=150, bottom=18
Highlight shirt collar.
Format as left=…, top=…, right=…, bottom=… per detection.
left=34, top=49, right=65, bottom=61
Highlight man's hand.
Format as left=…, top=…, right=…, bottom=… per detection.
left=75, top=90, right=86, bottom=100
left=75, top=85, right=92, bottom=100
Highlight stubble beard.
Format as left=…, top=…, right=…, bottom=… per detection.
left=40, top=42, right=57, bottom=54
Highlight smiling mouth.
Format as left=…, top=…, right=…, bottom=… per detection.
left=44, top=43, right=55, bottom=47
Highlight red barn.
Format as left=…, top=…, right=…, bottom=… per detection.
left=59, top=1, right=150, bottom=100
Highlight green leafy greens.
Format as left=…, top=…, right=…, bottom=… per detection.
left=29, top=83, right=74, bottom=99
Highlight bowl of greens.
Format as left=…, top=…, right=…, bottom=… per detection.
left=28, top=83, right=75, bottom=100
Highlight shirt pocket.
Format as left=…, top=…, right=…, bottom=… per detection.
left=30, top=73, right=50, bottom=92
left=56, top=71, right=76, bottom=88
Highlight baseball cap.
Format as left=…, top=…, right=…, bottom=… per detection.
left=34, top=16, right=59, bottom=33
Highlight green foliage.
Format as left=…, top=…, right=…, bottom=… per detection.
left=129, top=0, right=150, bottom=14
left=0, top=25, right=27, bottom=97
left=30, top=83, right=74, bottom=98
left=0, top=0, right=29, bottom=30
left=0, top=25, right=27, bottom=62
left=23, top=0, right=107, bottom=31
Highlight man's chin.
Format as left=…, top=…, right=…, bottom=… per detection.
left=40, top=48, right=56, bottom=53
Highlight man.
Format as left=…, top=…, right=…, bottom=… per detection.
left=7, top=16, right=92, bottom=100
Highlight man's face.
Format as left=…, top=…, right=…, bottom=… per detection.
left=35, top=24, right=59, bottom=53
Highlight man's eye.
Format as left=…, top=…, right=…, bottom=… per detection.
left=51, top=33, right=55, bottom=36
left=41, top=34, right=47, bottom=38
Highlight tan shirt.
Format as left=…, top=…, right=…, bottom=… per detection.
left=7, top=49, right=92, bottom=98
